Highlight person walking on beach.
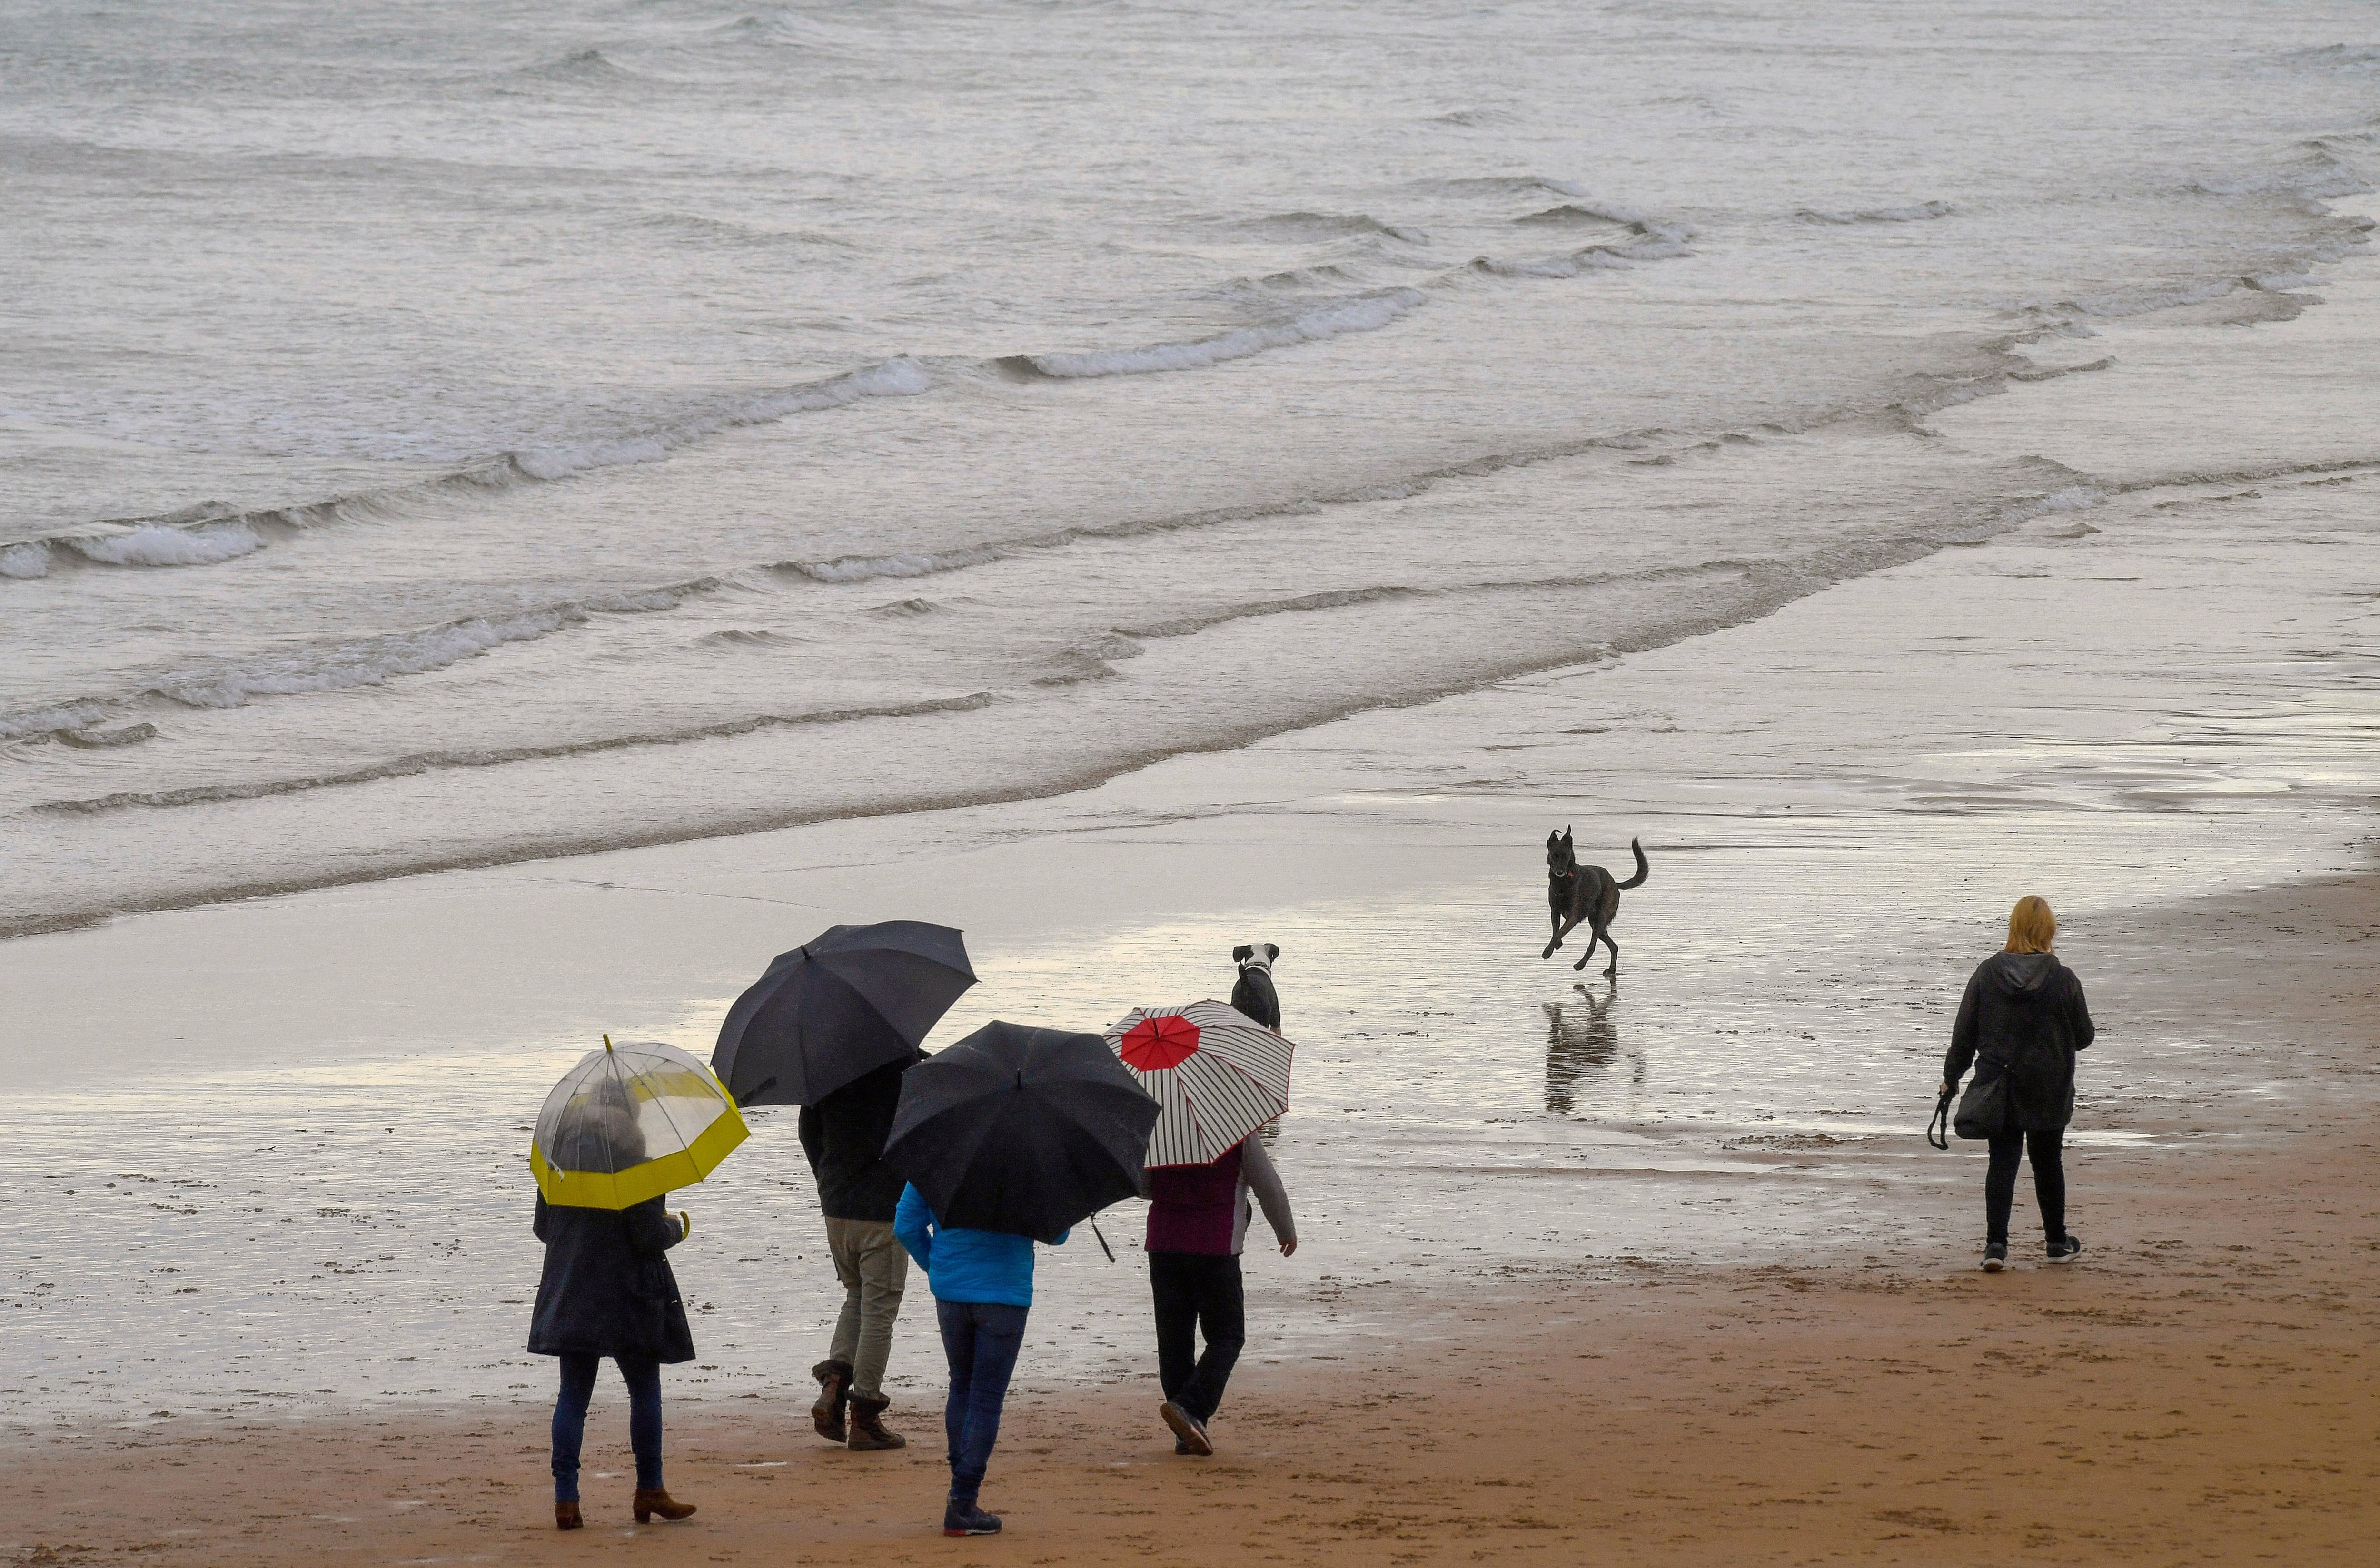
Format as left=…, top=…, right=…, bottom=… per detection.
left=1230, top=942, right=1281, bottom=1030
left=894, top=1182, right=1068, bottom=1537
left=800, top=1046, right=924, bottom=1451
left=1941, top=895, right=2095, bottom=1272
left=1145, top=1134, right=1296, bottom=1456
left=527, top=1083, right=699, bottom=1530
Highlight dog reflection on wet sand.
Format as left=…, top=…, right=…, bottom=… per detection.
left=1543, top=982, right=1641, bottom=1114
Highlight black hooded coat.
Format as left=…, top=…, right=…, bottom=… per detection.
left=1943, top=951, right=2096, bottom=1133
left=527, top=1195, right=696, bottom=1363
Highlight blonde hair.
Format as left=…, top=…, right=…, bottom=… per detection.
left=2004, top=895, right=2057, bottom=954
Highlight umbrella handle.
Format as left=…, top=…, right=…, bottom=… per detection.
left=1091, top=1217, right=1116, bottom=1263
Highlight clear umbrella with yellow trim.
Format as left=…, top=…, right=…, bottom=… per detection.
left=531, top=1036, right=750, bottom=1209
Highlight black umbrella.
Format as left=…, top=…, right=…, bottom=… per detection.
left=712, top=921, right=977, bottom=1107
left=883, top=1021, right=1160, bottom=1242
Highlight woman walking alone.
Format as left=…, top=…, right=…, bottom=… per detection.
left=528, top=1081, right=700, bottom=1529
left=1941, top=895, right=2095, bottom=1272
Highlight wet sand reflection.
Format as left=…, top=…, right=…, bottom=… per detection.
left=1544, top=981, right=1640, bottom=1114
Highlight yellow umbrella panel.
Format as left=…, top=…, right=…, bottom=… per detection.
left=531, top=1038, right=750, bottom=1210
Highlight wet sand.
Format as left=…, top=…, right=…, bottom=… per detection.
left=10, top=871, right=2376, bottom=1567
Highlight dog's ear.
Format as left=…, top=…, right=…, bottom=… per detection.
left=1263, top=943, right=1279, bottom=962
left=1547, top=829, right=1560, bottom=848
left=1562, top=826, right=1574, bottom=846
left=1231, top=944, right=1253, bottom=963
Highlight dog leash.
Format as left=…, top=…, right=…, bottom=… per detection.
left=1926, top=1088, right=1954, bottom=1151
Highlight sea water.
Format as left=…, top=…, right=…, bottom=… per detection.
left=4, top=0, right=2377, bottom=935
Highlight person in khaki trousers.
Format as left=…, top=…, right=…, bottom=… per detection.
left=798, top=1047, right=923, bottom=1450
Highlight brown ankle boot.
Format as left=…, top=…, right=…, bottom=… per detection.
left=632, top=1488, right=695, bottom=1523
left=810, top=1358, right=852, bottom=1443
left=555, top=1500, right=583, bottom=1530
left=846, top=1391, right=907, bottom=1451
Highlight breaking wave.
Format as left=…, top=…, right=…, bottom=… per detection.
left=1009, top=291, right=1429, bottom=379
left=37, top=691, right=1001, bottom=816
left=1118, top=586, right=1425, bottom=638
left=1799, top=200, right=1954, bottom=224
left=1237, top=211, right=1428, bottom=245
left=0, top=581, right=719, bottom=743
left=2, top=359, right=939, bottom=583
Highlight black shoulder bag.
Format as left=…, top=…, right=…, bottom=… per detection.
left=1950, top=1059, right=2008, bottom=1141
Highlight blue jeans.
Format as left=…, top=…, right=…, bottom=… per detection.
left=936, top=1299, right=1028, bottom=1503
left=552, top=1352, right=662, bottom=1501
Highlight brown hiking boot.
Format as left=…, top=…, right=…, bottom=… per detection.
left=810, top=1358, right=852, bottom=1443
left=555, top=1500, right=582, bottom=1530
left=632, top=1488, right=695, bottom=1523
left=847, top=1390, right=908, bottom=1451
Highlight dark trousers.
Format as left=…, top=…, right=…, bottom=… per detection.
left=552, top=1352, right=662, bottom=1500
left=1150, top=1251, right=1245, bottom=1424
left=1985, top=1127, right=2067, bottom=1246
left=936, top=1299, right=1028, bottom=1503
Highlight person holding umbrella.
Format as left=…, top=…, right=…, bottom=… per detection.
left=797, top=1047, right=923, bottom=1450
left=712, top=923, right=978, bottom=1454
left=1106, top=1002, right=1297, bottom=1458
left=885, top=1021, right=1160, bottom=1538
left=527, top=1039, right=748, bottom=1530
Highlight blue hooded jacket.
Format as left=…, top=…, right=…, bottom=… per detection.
left=893, top=1183, right=1066, bottom=1308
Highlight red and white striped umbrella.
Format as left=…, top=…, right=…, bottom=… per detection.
left=1102, top=1000, right=1293, bottom=1168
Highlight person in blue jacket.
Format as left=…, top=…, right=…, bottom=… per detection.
left=892, top=1183, right=1067, bottom=1538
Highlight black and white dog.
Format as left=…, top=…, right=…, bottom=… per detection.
left=1230, top=943, right=1281, bottom=1030
left=1542, top=830, right=1648, bottom=976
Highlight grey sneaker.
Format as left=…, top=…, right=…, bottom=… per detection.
left=2046, top=1234, right=2082, bottom=1264
left=1981, top=1242, right=2008, bottom=1272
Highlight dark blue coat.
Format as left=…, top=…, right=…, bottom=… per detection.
left=527, top=1194, right=695, bottom=1364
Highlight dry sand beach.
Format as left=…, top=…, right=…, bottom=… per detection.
left=9, top=250, right=2380, bottom=1562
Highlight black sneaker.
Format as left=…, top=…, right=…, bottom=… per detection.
left=1160, top=1400, right=1212, bottom=1456
left=2046, top=1234, right=2082, bottom=1264
left=943, top=1498, right=1002, bottom=1537
left=1981, top=1242, right=2008, bottom=1272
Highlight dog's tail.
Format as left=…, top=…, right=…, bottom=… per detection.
left=1616, top=838, right=1649, bottom=889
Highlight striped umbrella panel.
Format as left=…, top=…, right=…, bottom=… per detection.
left=1105, top=1001, right=1293, bottom=1167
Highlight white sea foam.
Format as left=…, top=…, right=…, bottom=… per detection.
left=1023, top=292, right=1428, bottom=379
left=0, top=542, right=50, bottom=578
left=0, top=700, right=109, bottom=742
left=66, top=522, right=264, bottom=568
